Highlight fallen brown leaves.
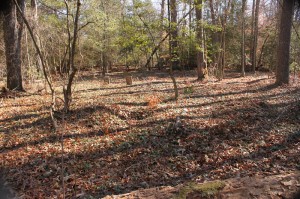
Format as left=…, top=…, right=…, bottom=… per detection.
left=0, top=71, right=299, bottom=198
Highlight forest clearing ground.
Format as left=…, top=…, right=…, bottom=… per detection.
left=0, top=70, right=299, bottom=198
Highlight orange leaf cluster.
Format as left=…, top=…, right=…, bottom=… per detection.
left=147, top=95, right=161, bottom=109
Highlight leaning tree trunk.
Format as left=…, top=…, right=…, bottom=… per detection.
left=276, top=0, right=294, bottom=85
left=3, top=0, right=25, bottom=91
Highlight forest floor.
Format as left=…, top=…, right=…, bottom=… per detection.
left=0, top=70, right=300, bottom=198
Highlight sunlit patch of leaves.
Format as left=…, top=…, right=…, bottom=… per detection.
left=0, top=72, right=299, bottom=198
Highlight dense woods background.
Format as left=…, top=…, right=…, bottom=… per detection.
left=0, top=0, right=300, bottom=87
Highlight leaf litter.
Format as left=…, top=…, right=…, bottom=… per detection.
left=0, top=71, right=299, bottom=198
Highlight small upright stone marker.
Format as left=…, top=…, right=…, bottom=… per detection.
left=126, top=76, right=133, bottom=85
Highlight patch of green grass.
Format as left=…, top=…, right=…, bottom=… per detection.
left=174, top=181, right=225, bottom=199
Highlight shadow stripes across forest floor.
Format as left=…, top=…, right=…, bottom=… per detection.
left=0, top=71, right=299, bottom=198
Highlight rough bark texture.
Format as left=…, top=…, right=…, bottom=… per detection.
left=276, top=0, right=294, bottom=85
left=3, top=0, right=25, bottom=91
left=195, top=0, right=206, bottom=80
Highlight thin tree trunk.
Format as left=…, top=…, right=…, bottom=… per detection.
left=136, top=14, right=159, bottom=69
left=158, top=0, right=165, bottom=70
left=209, top=0, right=218, bottom=65
left=241, top=0, right=246, bottom=76
left=24, top=24, right=32, bottom=80
left=170, top=0, right=179, bottom=69
left=220, top=25, right=225, bottom=78
left=144, top=8, right=194, bottom=69
left=102, top=1, right=108, bottom=76
left=218, top=0, right=231, bottom=80
left=3, top=0, right=25, bottom=91
left=102, top=52, right=107, bottom=76
left=276, top=0, right=294, bottom=85
left=188, top=0, right=192, bottom=67
left=250, top=0, right=256, bottom=72
left=12, top=0, right=57, bottom=128
left=30, top=0, right=43, bottom=74
left=251, top=0, right=260, bottom=73
left=63, top=0, right=80, bottom=112
left=195, top=0, right=206, bottom=80
left=159, top=0, right=165, bottom=53
left=274, top=0, right=282, bottom=73
left=257, top=34, right=269, bottom=68
left=168, top=0, right=179, bottom=100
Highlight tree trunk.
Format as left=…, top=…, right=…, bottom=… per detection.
left=250, top=0, right=255, bottom=72
left=218, top=0, right=231, bottom=80
left=257, top=34, right=269, bottom=68
left=251, top=0, right=260, bottom=73
left=208, top=0, right=219, bottom=66
left=30, top=0, right=43, bottom=74
left=63, top=0, right=80, bottom=112
left=102, top=52, right=108, bottom=76
left=241, top=0, right=246, bottom=77
left=188, top=0, right=192, bottom=67
left=195, top=0, right=206, bottom=81
left=168, top=0, right=179, bottom=100
left=102, top=0, right=108, bottom=76
left=159, top=0, right=165, bottom=56
left=276, top=0, right=294, bottom=85
left=3, top=0, right=25, bottom=91
left=170, top=0, right=179, bottom=69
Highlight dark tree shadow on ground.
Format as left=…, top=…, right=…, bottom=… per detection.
left=1, top=98, right=299, bottom=197
left=1, top=72, right=299, bottom=198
